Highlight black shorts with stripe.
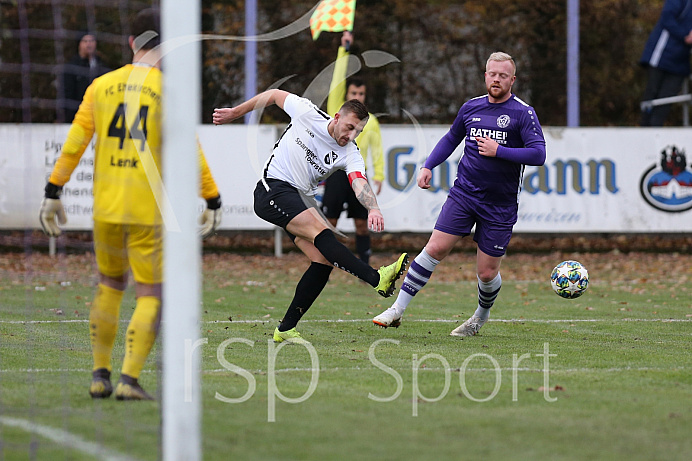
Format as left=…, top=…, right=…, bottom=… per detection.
left=321, top=169, right=368, bottom=220
left=253, top=179, right=313, bottom=233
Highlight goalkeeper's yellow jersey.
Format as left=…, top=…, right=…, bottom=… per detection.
left=49, top=63, right=219, bottom=226
left=327, top=46, right=384, bottom=182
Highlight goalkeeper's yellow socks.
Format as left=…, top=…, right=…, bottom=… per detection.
left=89, top=284, right=124, bottom=372
left=121, top=296, right=160, bottom=379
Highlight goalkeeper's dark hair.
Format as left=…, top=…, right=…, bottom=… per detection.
left=346, top=77, right=367, bottom=90
left=340, top=99, right=369, bottom=121
left=131, top=8, right=160, bottom=50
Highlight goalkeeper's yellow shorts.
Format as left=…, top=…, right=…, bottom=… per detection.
left=93, top=220, right=163, bottom=284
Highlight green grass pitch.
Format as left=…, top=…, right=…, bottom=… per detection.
left=0, top=250, right=690, bottom=460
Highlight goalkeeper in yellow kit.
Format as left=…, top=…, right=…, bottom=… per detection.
left=322, top=31, right=384, bottom=265
left=39, top=8, right=222, bottom=400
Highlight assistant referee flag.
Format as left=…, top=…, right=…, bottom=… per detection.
left=310, top=0, right=356, bottom=40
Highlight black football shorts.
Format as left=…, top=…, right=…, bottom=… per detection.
left=253, top=179, right=313, bottom=231
left=321, top=169, right=368, bottom=220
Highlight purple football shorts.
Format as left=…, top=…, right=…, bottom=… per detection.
left=434, top=186, right=518, bottom=257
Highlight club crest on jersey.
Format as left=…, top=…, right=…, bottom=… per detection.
left=497, top=114, right=511, bottom=128
left=324, top=151, right=338, bottom=165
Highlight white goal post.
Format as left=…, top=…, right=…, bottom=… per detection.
left=161, top=1, right=202, bottom=460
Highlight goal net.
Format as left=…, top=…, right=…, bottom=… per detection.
left=0, top=1, right=202, bottom=459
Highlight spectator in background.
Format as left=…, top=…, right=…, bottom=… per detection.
left=322, top=31, right=384, bottom=265
left=62, top=32, right=108, bottom=122
left=639, top=0, right=692, bottom=126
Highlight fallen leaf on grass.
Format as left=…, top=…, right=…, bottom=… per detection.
left=537, top=385, right=564, bottom=392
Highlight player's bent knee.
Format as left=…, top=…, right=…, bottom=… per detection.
left=99, top=273, right=127, bottom=291
left=294, top=237, right=330, bottom=265
left=354, top=218, right=369, bottom=234
left=477, top=271, right=499, bottom=283
left=423, top=244, right=452, bottom=262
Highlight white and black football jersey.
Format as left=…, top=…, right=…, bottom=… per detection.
left=263, top=94, right=366, bottom=196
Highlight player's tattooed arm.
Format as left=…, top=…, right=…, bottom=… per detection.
left=351, top=177, right=385, bottom=232
left=351, top=177, right=380, bottom=211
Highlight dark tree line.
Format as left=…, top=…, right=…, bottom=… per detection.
left=0, top=0, right=675, bottom=126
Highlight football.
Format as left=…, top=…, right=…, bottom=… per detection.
left=550, top=260, right=589, bottom=299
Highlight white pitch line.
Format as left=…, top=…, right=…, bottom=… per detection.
left=0, top=416, right=140, bottom=461
left=1, top=318, right=690, bottom=324
left=0, top=366, right=684, bottom=375
left=203, top=365, right=686, bottom=374
left=205, top=318, right=692, bottom=324
left=0, top=319, right=90, bottom=324
left=0, top=368, right=153, bottom=374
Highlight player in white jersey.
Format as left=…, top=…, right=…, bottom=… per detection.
left=263, top=93, right=366, bottom=195
left=213, top=90, right=408, bottom=344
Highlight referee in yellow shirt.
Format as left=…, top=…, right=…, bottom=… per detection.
left=39, top=8, right=222, bottom=400
left=322, top=31, right=385, bottom=265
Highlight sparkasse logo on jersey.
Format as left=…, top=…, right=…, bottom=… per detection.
left=639, top=145, right=692, bottom=213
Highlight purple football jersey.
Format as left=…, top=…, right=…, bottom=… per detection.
left=424, top=94, right=546, bottom=205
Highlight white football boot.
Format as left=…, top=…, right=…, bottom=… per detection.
left=450, top=315, right=486, bottom=337
left=372, top=306, right=402, bottom=328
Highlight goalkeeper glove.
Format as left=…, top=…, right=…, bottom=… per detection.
left=199, top=195, right=222, bottom=239
left=39, top=182, right=67, bottom=237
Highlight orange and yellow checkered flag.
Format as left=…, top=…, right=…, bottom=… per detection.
left=309, top=0, right=356, bottom=40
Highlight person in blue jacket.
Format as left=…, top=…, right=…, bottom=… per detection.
left=640, top=0, right=692, bottom=126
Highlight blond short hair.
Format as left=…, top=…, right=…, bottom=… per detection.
left=486, top=52, right=516, bottom=76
